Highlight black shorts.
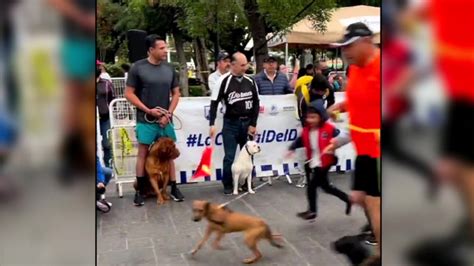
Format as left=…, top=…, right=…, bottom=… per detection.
left=353, top=155, right=381, bottom=197
left=442, top=100, right=474, bottom=165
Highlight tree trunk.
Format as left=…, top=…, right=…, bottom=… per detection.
left=244, top=0, right=268, bottom=73
left=193, top=38, right=210, bottom=95
left=173, top=31, right=189, bottom=97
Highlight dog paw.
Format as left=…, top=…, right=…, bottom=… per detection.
left=233, top=191, right=238, bottom=195
left=249, top=190, right=256, bottom=194
left=157, top=199, right=165, bottom=205
left=189, top=249, right=197, bottom=256
left=242, top=257, right=257, bottom=264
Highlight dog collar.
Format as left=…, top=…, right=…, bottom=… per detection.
left=245, top=145, right=252, bottom=156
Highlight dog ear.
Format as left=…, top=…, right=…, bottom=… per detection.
left=204, top=202, right=210, bottom=215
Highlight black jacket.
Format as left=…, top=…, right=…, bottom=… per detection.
left=209, top=73, right=260, bottom=127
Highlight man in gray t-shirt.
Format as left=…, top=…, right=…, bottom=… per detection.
left=125, top=34, right=184, bottom=206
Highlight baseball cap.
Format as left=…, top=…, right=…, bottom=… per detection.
left=217, top=52, right=230, bottom=61
left=263, top=55, right=278, bottom=63
left=330, top=22, right=373, bottom=47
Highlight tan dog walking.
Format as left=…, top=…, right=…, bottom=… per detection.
left=191, top=200, right=283, bottom=264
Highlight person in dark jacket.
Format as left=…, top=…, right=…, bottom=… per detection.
left=209, top=52, right=260, bottom=195
left=298, top=74, right=336, bottom=128
left=254, top=56, right=292, bottom=95
left=297, top=64, right=314, bottom=78
left=96, top=66, right=115, bottom=167
left=286, top=100, right=351, bottom=220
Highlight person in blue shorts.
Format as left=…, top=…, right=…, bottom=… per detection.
left=125, top=34, right=184, bottom=206
left=48, top=0, right=95, bottom=180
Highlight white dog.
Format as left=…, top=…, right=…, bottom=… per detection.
left=232, top=141, right=261, bottom=195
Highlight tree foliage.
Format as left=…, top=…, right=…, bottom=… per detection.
left=336, top=0, right=380, bottom=7
left=98, top=0, right=354, bottom=67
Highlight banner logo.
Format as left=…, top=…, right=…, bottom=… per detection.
left=269, top=105, right=279, bottom=116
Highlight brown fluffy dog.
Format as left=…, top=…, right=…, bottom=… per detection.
left=144, top=137, right=180, bottom=205
left=191, top=200, right=284, bottom=264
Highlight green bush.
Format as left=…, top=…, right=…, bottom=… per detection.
left=104, top=62, right=128, bottom=78
left=189, top=85, right=203, bottom=96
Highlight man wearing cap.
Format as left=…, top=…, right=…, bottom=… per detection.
left=209, top=52, right=260, bottom=195
left=254, top=55, right=292, bottom=95
left=208, top=52, right=231, bottom=96
left=326, top=22, right=381, bottom=262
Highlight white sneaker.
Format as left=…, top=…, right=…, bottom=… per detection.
left=296, top=176, right=306, bottom=188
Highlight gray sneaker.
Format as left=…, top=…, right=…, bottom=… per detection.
left=296, top=176, right=306, bottom=188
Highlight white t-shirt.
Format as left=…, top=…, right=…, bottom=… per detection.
left=100, top=72, right=112, bottom=81
left=209, top=70, right=229, bottom=99
left=309, top=129, right=321, bottom=168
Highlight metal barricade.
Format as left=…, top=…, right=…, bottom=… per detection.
left=111, top=78, right=126, bottom=98
left=108, top=98, right=137, bottom=197
left=109, top=98, right=136, bottom=128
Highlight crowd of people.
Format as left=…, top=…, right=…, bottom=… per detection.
left=94, top=22, right=382, bottom=265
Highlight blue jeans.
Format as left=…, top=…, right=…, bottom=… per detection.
left=102, top=166, right=113, bottom=186
left=99, top=118, right=112, bottom=167
left=222, top=118, right=250, bottom=189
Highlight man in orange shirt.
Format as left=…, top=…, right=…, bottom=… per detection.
left=327, top=22, right=381, bottom=261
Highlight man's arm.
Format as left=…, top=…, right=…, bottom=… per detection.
left=288, top=136, right=304, bottom=151
left=169, top=87, right=180, bottom=114
left=124, top=86, right=151, bottom=114
left=124, top=64, right=157, bottom=117
left=168, top=70, right=181, bottom=114
left=327, top=100, right=347, bottom=114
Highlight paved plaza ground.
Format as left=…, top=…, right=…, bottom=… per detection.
left=97, top=173, right=367, bottom=266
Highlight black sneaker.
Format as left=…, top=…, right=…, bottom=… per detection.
left=296, top=210, right=312, bottom=218
left=224, top=187, right=233, bottom=195
left=300, top=212, right=317, bottom=220
left=170, top=187, right=184, bottom=202
left=134, top=192, right=144, bottom=206
left=364, top=234, right=378, bottom=246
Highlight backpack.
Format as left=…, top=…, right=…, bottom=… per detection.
left=96, top=79, right=115, bottom=117
left=294, top=75, right=313, bottom=120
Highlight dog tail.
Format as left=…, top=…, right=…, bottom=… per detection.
left=265, top=224, right=284, bottom=248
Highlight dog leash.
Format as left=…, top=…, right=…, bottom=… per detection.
left=218, top=180, right=271, bottom=208
left=144, top=106, right=183, bottom=130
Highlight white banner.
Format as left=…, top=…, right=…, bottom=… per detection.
left=173, top=94, right=356, bottom=184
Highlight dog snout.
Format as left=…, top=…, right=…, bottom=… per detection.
left=192, top=217, right=201, bottom=222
